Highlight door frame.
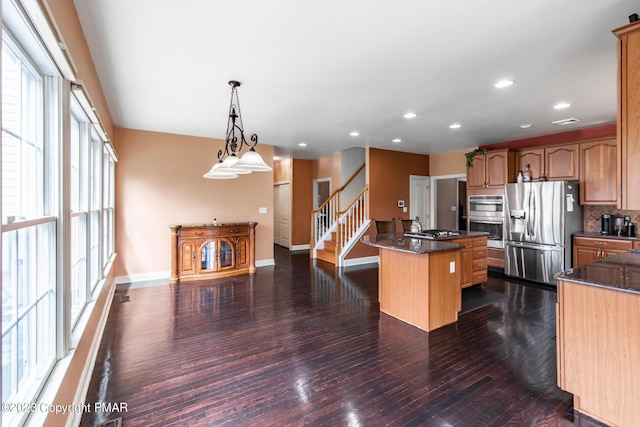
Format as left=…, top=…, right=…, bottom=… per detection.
left=273, top=180, right=291, bottom=248
left=409, top=175, right=430, bottom=227
left=429, top=173, right=466, bottom=230
left=313, top=178, right=332, bottom=209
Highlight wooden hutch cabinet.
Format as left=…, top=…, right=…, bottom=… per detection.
left=614, top=21, right=640, bottom=210
left=467, top=148, right=516, bottom=191
left=169, top=222, right=257, bottom=284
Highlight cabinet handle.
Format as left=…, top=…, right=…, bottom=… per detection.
left=231, top=229, right=239, bottom=233
left=195, top=232, right=204, bottom=236
left=593, top=241, right=606, bottom=246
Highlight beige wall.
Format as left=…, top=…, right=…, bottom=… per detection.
left=47, top=0, right=114, bottom=138
left=314, top=153, right=341, bottom=185
left=429, top=148, right=471, bottom=176
left=113, top=128, right=274, bottom=279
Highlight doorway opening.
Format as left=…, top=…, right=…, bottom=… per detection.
left=313, top=178, right=331, bottom=209
left=431, top=174, right=467, bottom=230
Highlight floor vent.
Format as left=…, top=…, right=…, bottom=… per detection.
left=96, top=417, right=122, bottom=427
left=118, top=295, right=131, bottom=303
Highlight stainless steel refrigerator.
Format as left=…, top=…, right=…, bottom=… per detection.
left=504, top=181, right=582, bottom=285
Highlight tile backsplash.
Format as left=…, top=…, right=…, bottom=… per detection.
left=583, top=205, right=640, bottom=234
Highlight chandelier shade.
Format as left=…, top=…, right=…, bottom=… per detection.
left=203, top=80, right=272, bottom=179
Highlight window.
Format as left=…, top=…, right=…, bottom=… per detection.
left=69, top=109, right=88, bottom=324
left=103, top=148, right=115, bottom=263
left=2, top=4, right=116, bottom=424
left=89, top=135, right=102, bottom=289
left=2, top=32, right=57, bottom=425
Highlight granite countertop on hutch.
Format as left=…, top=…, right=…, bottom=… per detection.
left=169, top=221, right=258, bottom=228
left=573, top=231, right=640, bottom=241
left=556, top=249, right=640, bottom=295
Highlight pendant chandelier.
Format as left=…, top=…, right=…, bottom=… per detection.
left=203, top=80, right=272, bottom=179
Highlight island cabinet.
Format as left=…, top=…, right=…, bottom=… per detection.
left=169, top=222, right=256, bottom=285
left=467, top=149, right=516, bottom=192
left=579, top=138, right=617, bottom=205
left=572, top=236, right=632, bottom=267
left=556, top=277, right=640, bottom=427
left=614, top=21, right=640, bottom=210
left=446, top=236, right=488, bottom=288
left=517, top=143, right=579, bottom=181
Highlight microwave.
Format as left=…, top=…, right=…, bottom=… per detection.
left=468, top=195, right=505, bottom=218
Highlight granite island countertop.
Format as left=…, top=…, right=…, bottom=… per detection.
left=403, top=230, right=490, bottom=240
left=556, top=249, right=640, bottom=295
left=362, top=233, right=465, bottom=254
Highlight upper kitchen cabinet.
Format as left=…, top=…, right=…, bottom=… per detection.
left=580, top=137, right=617, bottom=205
left=517, top=144, right=579, bottom=181
left=614, top=21, right=640, bottom=209
left=467, top=149, right=516, bottom=192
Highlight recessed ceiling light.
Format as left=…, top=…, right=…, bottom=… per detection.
left=494, top=79, right=515, bottom=88
left=554, top=102, right=571, bottom=109
left=449, top=123, right=461, bottom=129
left=298, top=142, right=307, bottom=147
left=519, top=123, right=533, bottom=129
left=349, top=131, right=359, bottom=137
left=392, top=138, right=401, bottom=143
left=403, top=112, right=417, bottom=119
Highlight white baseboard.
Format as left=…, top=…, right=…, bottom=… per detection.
left=256, top=258, right=275, bottom=267
left=342, top=255, right=379, bottom=267
left=115, top=270, right=170, bottom=285
left=290, top=244, right=310, bottom=251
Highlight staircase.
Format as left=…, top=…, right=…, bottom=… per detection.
left=311, top=164, right=370, bottom=267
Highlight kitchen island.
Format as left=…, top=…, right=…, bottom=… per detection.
left=556, top=249, right=640, bottom=426
left=362, top=233, right=465, bottom=332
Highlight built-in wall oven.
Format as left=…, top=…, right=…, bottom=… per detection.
left=467, top=195, right=505, bottom=249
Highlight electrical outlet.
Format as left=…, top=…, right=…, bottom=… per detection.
left=259, top=207, right=267, bottom=214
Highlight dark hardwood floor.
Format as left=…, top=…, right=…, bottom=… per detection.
left=81, top=246, right=604, bottom=427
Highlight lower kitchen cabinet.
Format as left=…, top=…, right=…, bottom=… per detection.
left=170, top=222, right=257, bottom=284
left=448, top=236, right=488, bottom=288
left=572, top=235, right=632, bottom=267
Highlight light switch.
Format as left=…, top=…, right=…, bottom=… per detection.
left=450, top=261, right=455, bottom=273
left=403, top=207, right=407, bottom=213
left=259, top=207, right=267, bottom=214
left=451, top=205, right=457, bottom=211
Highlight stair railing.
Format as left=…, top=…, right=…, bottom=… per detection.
left=311, top=163, right=368, bottom=263
left=334, top=185, right=369, bottom=265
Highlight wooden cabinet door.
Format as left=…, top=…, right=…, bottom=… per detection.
left=217, top=238, right=236, bottom=271
left=179, top=240, right=197, bottom=275
left=573, top=246, right=598, bottom=268
left=616, top=22, right=640, bottom=209
left=466, top=154, right=487, bottom=189
left=460, top=248, right=472, bottom=288
left=580, top=139, right=617, bottom=205
left=236, top=236, right=250, bottom=268
left=545, top=144, right=579, bottom=180
left=518, top=148, right=544, bottom=181
left=485, top=150, right=510, bottom=188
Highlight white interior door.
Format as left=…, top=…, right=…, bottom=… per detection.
left=410, top=175, right=430, bottom=228
left=274, top=182, right=291, bottom=248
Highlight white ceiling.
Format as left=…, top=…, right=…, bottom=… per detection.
left=73, top=0, right=637, bottom=160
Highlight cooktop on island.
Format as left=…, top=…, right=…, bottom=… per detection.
left=404, top=229, right=462, bottom=239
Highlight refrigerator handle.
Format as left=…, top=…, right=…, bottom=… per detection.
left=527, top=187, right=534, bottom=236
